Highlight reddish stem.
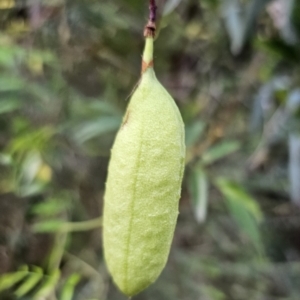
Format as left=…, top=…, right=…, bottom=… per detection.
left=144, top=0, right=157, bottom=37
left=149, top=0, right=157, bottom=23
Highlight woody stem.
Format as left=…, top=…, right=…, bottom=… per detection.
left=149, top=0, right=157, bottom=23
left=144, top=0, right=157, bottom=37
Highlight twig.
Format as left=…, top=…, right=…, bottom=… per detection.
left=144, top=0, right=157, bottom=37
left=149, top=0, right=157, bottom=23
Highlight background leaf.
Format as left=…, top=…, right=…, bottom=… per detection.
left=201, top=141, right=241, bottom=165
left=188, top=166, right=209, bottom=223
left=216, top=178, right=264, bottom=255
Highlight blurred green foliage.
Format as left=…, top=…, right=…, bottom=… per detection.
left=0, top=0, right=299, bottom=299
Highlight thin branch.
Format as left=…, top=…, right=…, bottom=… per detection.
left=149, top=0, right=157, bottom=23
left=144, top=0, right=157, bottom=37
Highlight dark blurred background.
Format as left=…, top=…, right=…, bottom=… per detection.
left=0, top=0, right=299, bottom=299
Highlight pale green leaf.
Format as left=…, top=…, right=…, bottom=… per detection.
left=0, top=153, right=13, bottom=165
left=31, top=198, right=70, bottom=217
left=14, top=266, right=43, bottom=298
left=0, top=266, right=29, bottom=292
left=185, top=120, right=206, bottom=147
left=0, top=98, right=22, bottom=114
left=216, top=178, right=263, bottom=222
left=8, top=127, right=54, bottom=155
left=188, top=166, right=209, bottom=223
left=19, top=151, right=42, bottom=184
left=60, top=274, right=81, bottom=300
left=216, top=178, right=264, bottom=254
left=33, top=269, right=60, bottom=300
left=18, top=182, right=47, bottom=197
left=73, top=116, right=121, bottom=143
left=201, top=140, right=240, bottom=165
left=0, top=76, right=25, bottom=92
